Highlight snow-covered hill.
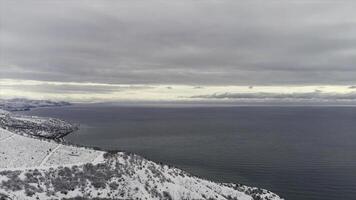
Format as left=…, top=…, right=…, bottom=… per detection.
left=0, top=98, right=71, bottom=111
left=0, top=109, right=283, bottom=200
left=0, top=111, right=78, bottom=139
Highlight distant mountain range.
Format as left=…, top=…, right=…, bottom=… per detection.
left=0, top=98, right=71, bottom=111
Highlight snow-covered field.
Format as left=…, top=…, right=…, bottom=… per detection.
left=0, top=106, right=283, bottom=200
left=0, top=128, right=102, bottom=169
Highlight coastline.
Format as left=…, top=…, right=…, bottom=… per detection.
left=0, top=102, right=283, bottom=200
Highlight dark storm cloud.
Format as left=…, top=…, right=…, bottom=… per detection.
left=1, top=0, right=356, bottom=85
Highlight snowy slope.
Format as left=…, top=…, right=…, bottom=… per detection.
left=0, top=110, right=78, bottom=139
left=0, top=110, right=284, bottom=200
left=0, top=128, right=102, bottom=169
left=0, top=129, right=282, bottom=200
left=0, top=151, right=282, bottom=200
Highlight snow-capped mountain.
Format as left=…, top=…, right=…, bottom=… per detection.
left=0, top=98, right=71, bottom=111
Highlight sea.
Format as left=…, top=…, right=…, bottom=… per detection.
left=22, top=104, right=356, bottom=200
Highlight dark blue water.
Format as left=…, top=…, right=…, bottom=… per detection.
left=23, top=105, right=356, bottom=200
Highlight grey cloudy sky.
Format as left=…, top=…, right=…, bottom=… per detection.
left=1, top=0, right=356, bottom=86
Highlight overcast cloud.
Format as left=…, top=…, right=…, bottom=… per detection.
left=1, top=0, right=356, bottom=86
left=191, top=91, right=356, bottom=101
